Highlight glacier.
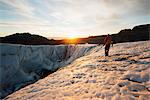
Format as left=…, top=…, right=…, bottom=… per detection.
left=1, top=41, right=150, bottom=99
left=0, top=43, right=97, bottom=98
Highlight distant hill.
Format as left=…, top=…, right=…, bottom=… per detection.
left=0, top=33, right=63, bottom=45
left=80, top=24, right=150, bottom=44
left=112, top=24, right=150, bottom=43
left=0, top=24, right=149, bottom=45
left=73, top=24, right=150, bottom=44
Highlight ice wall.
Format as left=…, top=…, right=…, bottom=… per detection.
left=0, top=43, right=96, bottom=98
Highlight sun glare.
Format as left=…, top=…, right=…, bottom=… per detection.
left=64, top=33, right=80, bottom=44
left=67, top=33, right=78, bottom=39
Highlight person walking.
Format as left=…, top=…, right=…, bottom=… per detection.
left=103, top=34, right=113, bottom=56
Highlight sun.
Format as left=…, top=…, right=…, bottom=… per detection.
left=64, top=33, right=79, bottom=44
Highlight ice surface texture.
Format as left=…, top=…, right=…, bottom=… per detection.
left=0, top=44, right=96, bottom=98
left=1, top=41, right=150, bottom=99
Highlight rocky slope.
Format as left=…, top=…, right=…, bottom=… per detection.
left=4, top=41, right=150, bottom=100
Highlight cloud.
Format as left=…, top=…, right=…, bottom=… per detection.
left=0, top=0, right=150, bottom=37
left=0, top=0, right=34, bottom=17
left=102, top=0, right=150, bottom=17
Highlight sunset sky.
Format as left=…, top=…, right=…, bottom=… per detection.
left=0, top=0, right=150, bottom=38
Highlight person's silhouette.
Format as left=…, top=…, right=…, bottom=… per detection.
left=103, top=34, right=113, bottom=56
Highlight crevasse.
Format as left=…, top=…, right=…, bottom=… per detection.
left=0, top=43, right=96, bottom=98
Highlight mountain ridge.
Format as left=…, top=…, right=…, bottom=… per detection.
left=0, top=24, right=149, bottom=45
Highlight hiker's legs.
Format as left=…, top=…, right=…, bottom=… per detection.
left=105, top=50, right=109, bottom=56
left=105, top=44, right=110, bottom=56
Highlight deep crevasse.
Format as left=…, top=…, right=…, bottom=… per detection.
left=0, top=43, right=97, bottom=98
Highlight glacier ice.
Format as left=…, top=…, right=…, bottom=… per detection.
left=0, top=43, right=96, bottom=98
left=1, top=41, right=150, bottom=99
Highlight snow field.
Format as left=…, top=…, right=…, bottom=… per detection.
left=2, top=41, right=150, bottom=99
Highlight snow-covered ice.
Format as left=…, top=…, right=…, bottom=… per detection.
left=1, top=41, right=150, bottom=100
left=0, top=44, right=96, bottom=98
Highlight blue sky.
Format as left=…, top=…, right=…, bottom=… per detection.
left=0, top=0, right=150, bottom=38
